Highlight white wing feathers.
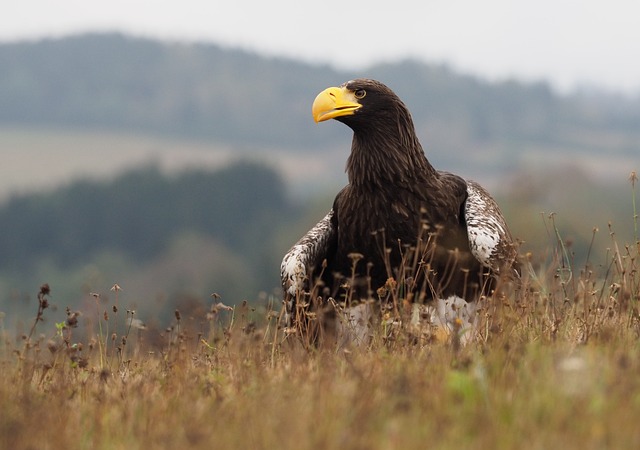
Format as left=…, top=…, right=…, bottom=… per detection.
left=464, top=181, right=518, bottom=275
left=280, top=210, right=336, bottom=297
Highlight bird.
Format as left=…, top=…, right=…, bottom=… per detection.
left=281, top=79, right=519, bottom=344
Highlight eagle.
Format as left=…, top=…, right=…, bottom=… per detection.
left=281, top=79, right=519, bottom=343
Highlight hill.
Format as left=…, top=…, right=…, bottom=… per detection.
left=1, top=33, right=638, bottom=182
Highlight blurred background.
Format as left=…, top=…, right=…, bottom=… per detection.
left=0, top=1, right=638, bottom=329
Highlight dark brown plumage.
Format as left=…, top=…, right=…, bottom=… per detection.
left=281, top=79, right=518, bottom=335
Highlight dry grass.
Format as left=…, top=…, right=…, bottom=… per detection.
left=2, top=178, right=640, bottom=449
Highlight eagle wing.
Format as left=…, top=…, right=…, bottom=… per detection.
left=280, top=209, right=337, bottom=297
left=464, top=180, right=519, bottom=276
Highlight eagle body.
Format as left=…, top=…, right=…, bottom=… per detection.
left=327, top=172, right=487, bottom=301
left=281, top=79, right=518, bottom=340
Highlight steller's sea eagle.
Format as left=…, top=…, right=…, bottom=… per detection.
left=281, top=79, right=519, bottom=343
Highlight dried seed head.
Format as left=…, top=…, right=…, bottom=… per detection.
left=40, top=284, right=51, bottom=296
left=348, top=252, right=364, bottom=262
left=66, top=311, right=79, bottom=328
left=385, top=277, right=397, bottom=291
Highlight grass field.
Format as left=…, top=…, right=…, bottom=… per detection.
left=0, top=162, right=638, bottom=449
left=2, top=201, right=640, bottom=450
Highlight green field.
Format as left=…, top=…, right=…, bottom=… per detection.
left=0, top=126, right=233, bottom=201
left=0, top=126, right=346, bottom=204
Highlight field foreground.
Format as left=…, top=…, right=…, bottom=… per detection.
left=2, top=234, right=640, bottom=449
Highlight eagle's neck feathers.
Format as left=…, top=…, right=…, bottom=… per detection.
left=345, top=105, right=436, bottom=189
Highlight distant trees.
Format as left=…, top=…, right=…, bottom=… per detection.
left=0, top=161, right=292, bottom=281
left=2, top=33, right=639, bottom=156
left=0, top=33, right=331, bottom=147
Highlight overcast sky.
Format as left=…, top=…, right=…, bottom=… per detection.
left=2, top=1, right=640, bottom=95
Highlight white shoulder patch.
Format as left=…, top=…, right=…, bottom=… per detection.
left=465, top=181, right=514, bottom=272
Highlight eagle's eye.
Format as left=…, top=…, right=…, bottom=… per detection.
left=354, top=89, right=366, bottom=99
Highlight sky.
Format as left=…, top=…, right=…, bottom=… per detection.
left=2, top=0, right=640, bottom=94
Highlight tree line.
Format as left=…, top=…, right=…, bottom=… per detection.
left=0, top=161, right=293, bottom=290
left=2, top=33, right=639, bottom=155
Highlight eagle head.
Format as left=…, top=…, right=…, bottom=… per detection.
left=312, top=79, right=407, bottom=129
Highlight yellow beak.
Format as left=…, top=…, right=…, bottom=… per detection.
left=312, top=86, right=362, bottom=123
